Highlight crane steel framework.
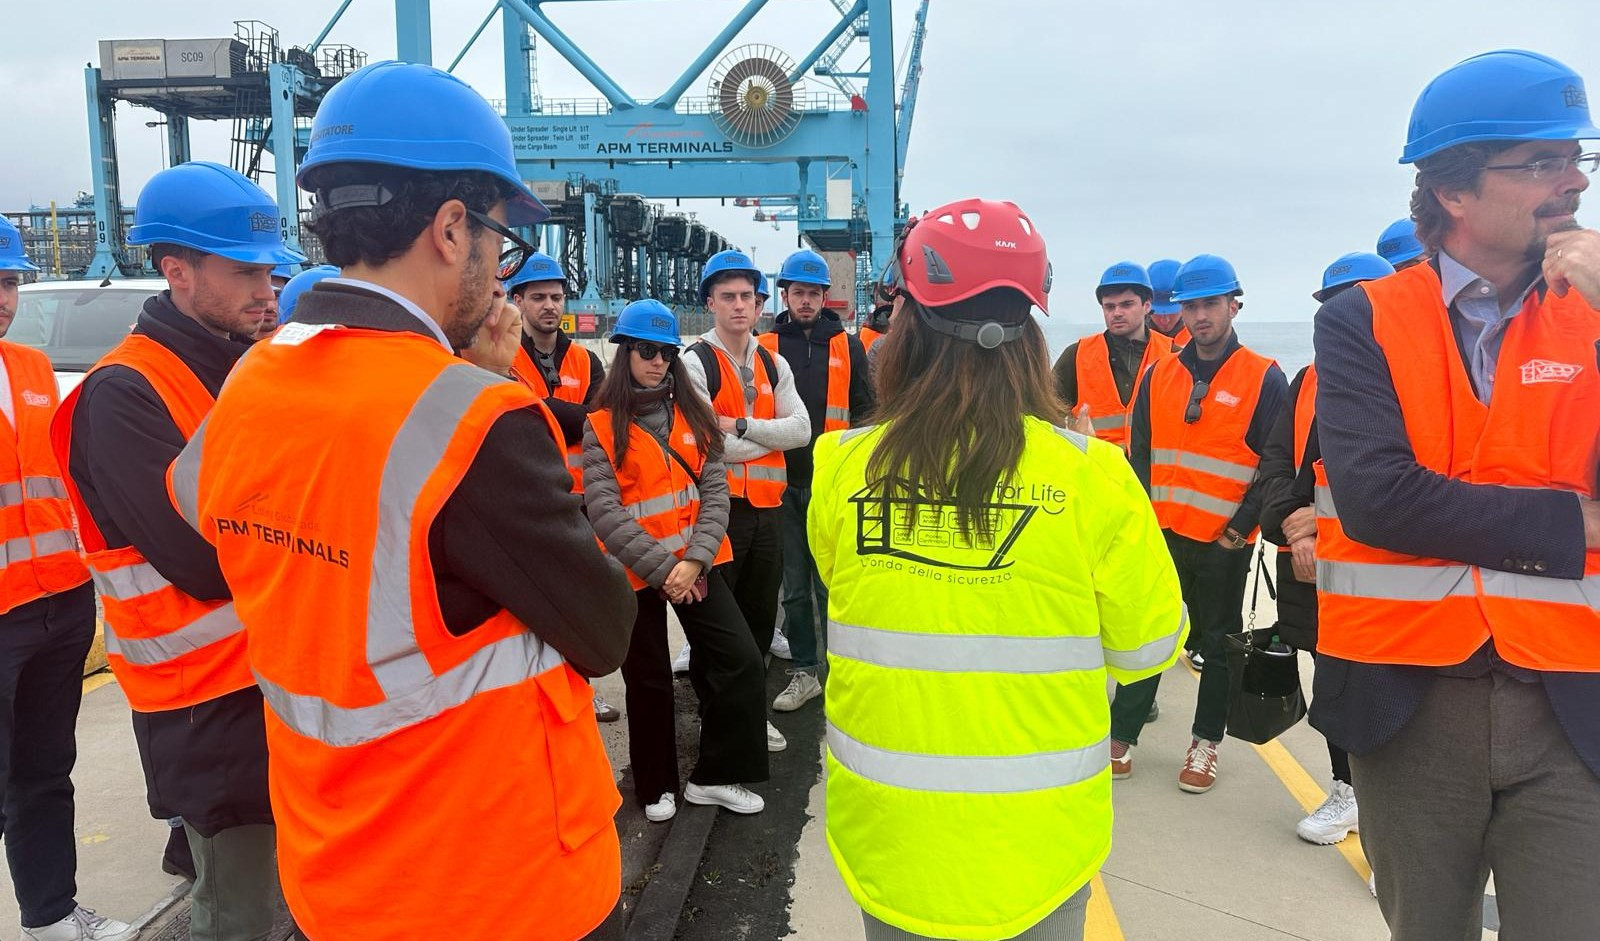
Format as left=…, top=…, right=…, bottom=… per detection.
left=70, top=0, right=928, bottom=331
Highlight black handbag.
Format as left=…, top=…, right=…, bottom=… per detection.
left=1223, top=550, right=1308, bottom=744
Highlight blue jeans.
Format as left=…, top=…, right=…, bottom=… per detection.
left=780, top=485, right=829, bottom=673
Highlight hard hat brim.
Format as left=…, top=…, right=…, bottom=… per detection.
left=1400, top=122, right=1600, bottom=164
left=0, top=260, right=42, bottom=273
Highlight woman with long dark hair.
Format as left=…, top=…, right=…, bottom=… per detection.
left=807, top=199, right=1188, bottom=941
left=583, top=300, right=768, bottom=823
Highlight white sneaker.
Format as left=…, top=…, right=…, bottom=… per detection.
left=773, top=671, right=822, bottom=712
left=644, top=792, right=676, bottom=823
left=22, top=907, right=135, bottom=941
left=769, top=630, right=793, bottom=660
left=1368, top=871, right=1377, bottom=898
left=1296, top=780, right=1359, bottom=844
left=684, top=782, right=765, bottom=814
left=593, top=694, right=621, bottom=722
left=766, top=720, right=788, bottom=752
left=671, top=643, right=692, bottom=675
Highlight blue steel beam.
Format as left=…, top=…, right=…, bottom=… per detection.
left=515, top=161, right=829, bottom=201
left=501, top=0, right=635, bottom=108
left=504, top=110, right=864, bottom=162
left=448, top=3, right=504, bottom=73
left=895, top=0, right=929, bottom=183
left=268, top=64, right=315, bottom=253
left=862, top=0, right=896, bottom=279
left=309, top=0, right=358, bottom=53
left=396, top=0, right=433, bottom=63
left=84, top=67, right=122, bottom=279
left=789, top=0, right=865, bottom=84
left=502, top=4, right=533, bottom=115
left=649, top=0, right=770, bottom=110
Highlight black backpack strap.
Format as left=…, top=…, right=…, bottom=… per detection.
left=755, top=344, right=778, bottom=389
left=689, top=341, right=721, bottom=402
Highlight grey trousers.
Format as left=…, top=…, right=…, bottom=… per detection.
left=861, top=882, right=1090, bottom=941
left=183, top=822, right=281, bottom=941
left=1350, top=672, right=1600, bottom=941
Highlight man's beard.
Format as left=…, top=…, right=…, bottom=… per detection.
left=445, top=239, right=495, bottom=349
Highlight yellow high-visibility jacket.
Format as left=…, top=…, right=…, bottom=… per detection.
left=808, top=417, right=1187, bottom=941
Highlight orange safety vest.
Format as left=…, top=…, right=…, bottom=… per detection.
left=510, top=340, right=591, bottom=492
left=860, top=325, right=884, bottom=353
left=1292, top=364, right=1318, bottom=470
left=167, top=325, right=619, bottom=941
left=587, top=405, right=733, bottom=590
left=1314, top=264, right=1600, bottom=671
left=0, top=342, right=89, bottom=616
left=758, top=330, right=854, bottom=432
left=704, top=344, right=787, bottom=507
left=1147, top=346, right=1274, bottom=543
left=49, top=335, right=251, bottom=712
left=1071, top=330, right=1174, bottom=450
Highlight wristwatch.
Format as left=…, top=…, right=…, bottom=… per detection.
left=1223, top=528, right=1248, bottom=549
left=735, top=418, right=749, bottom=438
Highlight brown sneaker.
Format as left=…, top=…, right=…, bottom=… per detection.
left=1110, top=740, right=1132, bottom=780
left=1178, top=738, right=1219, bottom=793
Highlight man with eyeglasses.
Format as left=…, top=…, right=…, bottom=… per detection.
left=684, top=249, right=810, bottom=754
left=1112, top=253, right=1286, bottom=794
left=1312, top=50, right=1600, bottom=939
left=162, top=61, right=637, bottom=941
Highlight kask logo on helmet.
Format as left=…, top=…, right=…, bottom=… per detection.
left=1565, top=85, right=1588, bottom=109
left=249, top=212, right=277, bottom=233
left=0, top=236, right=11, bottom=249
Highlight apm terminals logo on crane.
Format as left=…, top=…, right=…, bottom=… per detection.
left=849, top=477, right=1058, bottom=578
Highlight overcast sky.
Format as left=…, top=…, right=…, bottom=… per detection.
left=3, top=0, right=1597, bottom=339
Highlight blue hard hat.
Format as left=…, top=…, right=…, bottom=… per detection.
left=1313, top=252, right=1395, bottom=303
left=0, top=218, right=39, bottom=273
left=777, top=249, right=831, bottom=288
left=756, top=271, right=771, bottom=298
left=611, top=299, right=680, bottom=346
left=504, top=251, right=566, bottom=292
left=1170, top=254, right=1242, bottom=302
left=297, top=61, right=549, bottom=227
left=699, top=249, right=761, bottom=302
left=1401, top=49, right=1600, bottom=164
left=276, top=265, right=341, bottom=323
left=1096, top=260, right=1152, bottom=299
left=128, top=162, right=306, bottom=266
left=272, top=263, right=299, bottom=281
left=1147, top=258, right=1181, bottom=314
left=1375, top=218, right=1425, bottom=266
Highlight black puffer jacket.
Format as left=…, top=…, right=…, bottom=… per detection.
left=764, top=309, right=873, bottom=487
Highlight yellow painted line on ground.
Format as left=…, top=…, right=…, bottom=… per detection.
left=1178, top=662, right=1371, bottom=882
left=82, top=672, right=116, bottom=695
left=1086, top=872, right=1125, bottom=941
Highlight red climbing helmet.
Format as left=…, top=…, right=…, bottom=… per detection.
left=896, top=198, right=1052, bottom=314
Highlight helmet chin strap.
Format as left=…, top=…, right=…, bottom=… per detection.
left=916, top=307, right=1025, bottom=350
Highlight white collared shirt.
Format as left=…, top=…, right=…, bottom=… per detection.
left=324, top=277, right=452, bottom=351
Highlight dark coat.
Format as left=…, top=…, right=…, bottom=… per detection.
left=1257, top=365, right=1318, bottom=650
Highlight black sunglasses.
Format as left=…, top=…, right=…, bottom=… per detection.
left=738, top=363, right=758, bottom=403
left=466, top=209, right=539, bottom=281
left=631, top=341, right=678, bottom=362
left=1184, top=380, right=1210, bottom=424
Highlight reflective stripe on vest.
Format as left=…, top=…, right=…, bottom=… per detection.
left=176, top=362, right=571, bottom=747
left=758, top=329, right=853, bottom=432
left=2, top=529, right=79, bottom=567
left=1072, top=331, right=1172, bottom=450
left=827, top=723, right=1108, bottom=794
left=709, top=343, right=788, bottom=506
left=587, top=404, right=733, bottom=589
left=0, top=476, right=70, bottom=505
left=829, top=608, right=1186, bottom=675
left=1313, top=260, right=1600, bottom=671
left=1146, top=348, right=1272, bottom=542
left=53, top=334, right=250, bottom=709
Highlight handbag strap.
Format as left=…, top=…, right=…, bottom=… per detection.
left=633, top=412, right=702, bottom=486
left=1247, top=546, right=1278, bottom=628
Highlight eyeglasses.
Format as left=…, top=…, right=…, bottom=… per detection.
left=466, top=209, right=538, bottom=280
left=1184, top=380, right=1210, bottom=424
left=631, top=341, right=677, bottom=362
left=1479, top=152, right=1600, bottom=181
